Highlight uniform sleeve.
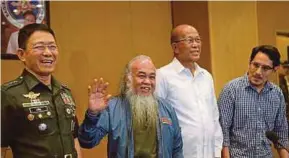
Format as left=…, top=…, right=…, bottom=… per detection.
left=73, top=116, right=79, bottom=138
left=78, top=106, right=110, bottom=149
left=1, top=90, right=14, bottom=147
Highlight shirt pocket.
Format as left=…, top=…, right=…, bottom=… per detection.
left=262, top=96, right=280, bottom=127
left=23, top=105, right=57, bottom=136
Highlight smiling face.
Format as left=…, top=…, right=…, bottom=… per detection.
left=18, top=31, right=58, bottom=77
left=129, top=58, right=156, bottom=96
left=172, top=25, right=202, bottom=64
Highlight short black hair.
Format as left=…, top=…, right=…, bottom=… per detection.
left=18, top=23, right=56, bottom=50
left=23, top=10, right=36, bottom=20
left=250, top=45, right=281, bottom=68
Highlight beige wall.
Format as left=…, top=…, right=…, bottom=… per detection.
left=1, top=60, right=23, bottom=83
left=208, top=1, right=259, bottom=95
left=2, top=1, right=172, bottom=158
left=276, top=35, right=289, bottom=61
left=208, top=1, right=289, bottom=96
left=257, top=1, right=289, bottom=45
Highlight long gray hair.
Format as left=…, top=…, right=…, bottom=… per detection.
left=119, top=55, right=153, bottom=98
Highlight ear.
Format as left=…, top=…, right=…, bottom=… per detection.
left=16, top=48, right=26, bottom=62
left=171, top=43, right=178, bottom=54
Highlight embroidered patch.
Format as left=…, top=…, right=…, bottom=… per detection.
left=60, top=92, right=75, bottom=106
left=161, top=117, right=172, bottom=125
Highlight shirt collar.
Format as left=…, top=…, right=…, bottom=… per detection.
left=22, top=69, right=62, bottom=93
left=171, top=57, right=205, bottom=75
left=22, top=69, right=41, bottom=91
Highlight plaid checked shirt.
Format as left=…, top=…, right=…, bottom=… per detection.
left=218, top=75, right=288, bottom=158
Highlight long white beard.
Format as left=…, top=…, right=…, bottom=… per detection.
left=126, top=88, right=158, bottom=130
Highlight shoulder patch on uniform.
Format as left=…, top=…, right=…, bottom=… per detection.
left=1, top=76, right=24, bottom=91
left=61, top=83, right=71, bottom=90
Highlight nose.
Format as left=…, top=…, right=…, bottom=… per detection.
left=142, top=77, right=151, bottom=85
left=255, top=66, right=263, bottom=74
left=42, top=46, right=52, bottom=56
left=191, top=40, right=199, bottom=47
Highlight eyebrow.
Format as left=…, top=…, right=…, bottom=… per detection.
left=137, top=71, right=156, bottom=76
left=32, top=41, right=56, bottom=45
left=252, top=61, right=273, bottom=68
left=186, top=36, right=201, bottom=39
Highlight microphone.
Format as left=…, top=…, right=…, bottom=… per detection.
left=265, top=131, right=289, bottom=153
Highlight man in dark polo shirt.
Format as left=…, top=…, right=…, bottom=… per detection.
left=1, top=24, right=82, bottom=158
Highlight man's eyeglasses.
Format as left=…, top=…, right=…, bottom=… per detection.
left=174, top=37, right=201, bottom=44
left=250, top=62, right=273, bottom=72
left=32, top=44, right=58, bottom=52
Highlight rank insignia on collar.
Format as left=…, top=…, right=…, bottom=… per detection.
left=61, top=92, right=75, bottom=106
left=23, top=92, right=40, bottom=100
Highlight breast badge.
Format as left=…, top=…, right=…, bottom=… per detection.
left=38, top=123, right=47, bottom=131
left=27, top=114, right=35, bottom=121
left=22, top=91, right=50, bottom=107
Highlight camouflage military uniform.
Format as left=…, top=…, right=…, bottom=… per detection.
left=1, top=69, right=79, bottom=158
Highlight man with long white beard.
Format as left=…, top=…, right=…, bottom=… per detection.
left=78, top=55, right=183, bottom=158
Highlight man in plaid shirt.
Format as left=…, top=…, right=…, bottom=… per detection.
left=218, top=45, right=288, bottom=158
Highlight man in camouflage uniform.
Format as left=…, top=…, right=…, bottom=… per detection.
left=1, top=24, right=82, bottom=158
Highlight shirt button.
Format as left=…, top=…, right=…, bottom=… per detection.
left=258, top=108, right=261, bottom=110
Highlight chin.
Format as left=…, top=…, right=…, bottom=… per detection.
left=251, top=81, right=263, bottom=87
left=38, top=70, right=54, bottom=76
left=191, top=58, right=200, bottom=62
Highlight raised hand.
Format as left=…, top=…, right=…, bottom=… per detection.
left=88, top=78, right=111, bottom=114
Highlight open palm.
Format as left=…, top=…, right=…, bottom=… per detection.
left=88, top=78, right=111, bottom=113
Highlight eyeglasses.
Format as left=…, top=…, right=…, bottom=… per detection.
left=174, top=37, right=201, bottom=44
left=32, top=44, right=58, bottom=52
left=250, top=62, right=273, bottom=72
